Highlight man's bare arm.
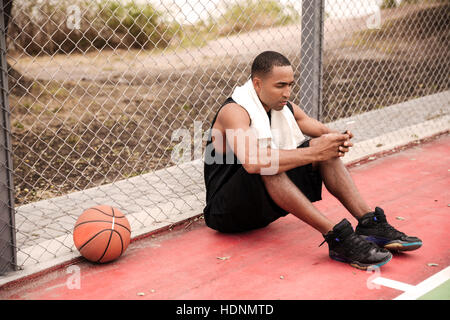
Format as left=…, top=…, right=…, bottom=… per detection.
left=290, top=102, right=337, bottom=137
left=214, top=103, right=350, bottom=175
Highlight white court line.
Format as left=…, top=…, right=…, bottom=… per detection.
left=372, top=277, right=416, bottom=292
left=370, top=266, right=450, bottom=300
left=395, top=266, right=450, bottom=300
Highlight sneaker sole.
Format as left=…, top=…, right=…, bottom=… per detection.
left=384, top=241, right=422, bottom=252
left=329, top=251, right=393, bottom=271
left=360, top=235, right=422, bottom=252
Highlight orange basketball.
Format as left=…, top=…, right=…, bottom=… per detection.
left=73, top=205, right=131, bottom=263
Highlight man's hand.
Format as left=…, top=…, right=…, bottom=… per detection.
left=309, top=132, right=353, bottom=161
left=342, top=130, right=354, bottom=140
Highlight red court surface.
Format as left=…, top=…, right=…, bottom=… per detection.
left=1, top=133, right=449, bottom=300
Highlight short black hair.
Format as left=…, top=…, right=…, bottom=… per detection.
left=251, top=51, right=291, bottom=79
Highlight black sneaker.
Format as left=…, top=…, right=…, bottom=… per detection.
left=355, top=207, right=422, bottom=252
left=320, top=219, right=392, bottom=270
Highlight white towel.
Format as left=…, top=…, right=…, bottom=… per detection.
left=231, top=79, right=305, bottom=150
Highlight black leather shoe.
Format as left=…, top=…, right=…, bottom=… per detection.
left=355, top=207, right=422, bottom=252
left=320, top=219, right=392, bottom=270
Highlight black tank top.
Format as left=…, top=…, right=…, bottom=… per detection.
left=203, top=98, right=294, bottom=211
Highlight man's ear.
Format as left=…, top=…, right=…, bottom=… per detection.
left=252, top=76, right=262, bottom=94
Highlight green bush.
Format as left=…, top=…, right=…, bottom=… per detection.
left=8, top=0, right=175, bottom=55
left=99, top=0, right=174, bottom=49
left=8, top=0, right=300, bottom=55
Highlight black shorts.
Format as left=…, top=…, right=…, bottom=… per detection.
left=204, top=140, right=323, bottom=233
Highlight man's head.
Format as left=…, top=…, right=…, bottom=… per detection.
left=251, top=51, right=295, bottom=111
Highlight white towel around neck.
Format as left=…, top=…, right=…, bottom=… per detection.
left=231, top=79, right=305, bottom=150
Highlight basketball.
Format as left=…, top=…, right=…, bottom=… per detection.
left=73, top=205, right=131, bottom=263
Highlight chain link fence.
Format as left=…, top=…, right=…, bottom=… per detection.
left=0, top=0, right=448, bottom=276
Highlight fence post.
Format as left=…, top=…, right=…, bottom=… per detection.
left=0, top=4, right=17, bottom=275
left=300, top=0, right=325, bottom=121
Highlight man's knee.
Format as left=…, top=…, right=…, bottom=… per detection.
left=260, top=172, right=288, bottom=186
left=260, top=172, right=300, bottom=198
left=318, top=156, right=344, bottom=169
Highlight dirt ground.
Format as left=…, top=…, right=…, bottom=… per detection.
left=7, top=2, right=450, bottom=206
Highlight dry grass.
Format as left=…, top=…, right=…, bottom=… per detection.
left=8, top=2, right=450, bottom=205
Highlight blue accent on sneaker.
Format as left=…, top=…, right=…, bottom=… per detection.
left=329, top=250, right=393, bottom=270
left=373, top=254, right=392, bottom=268
left=362, top=235, right=390, bottom=246
left=362, top=235, right=423, bottom=250
left=396, top=241, right=422, bottom=247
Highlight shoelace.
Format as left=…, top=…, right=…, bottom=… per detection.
left=346, top=233, right=380, bottom=255
left=375, top=220, right=406, bottom=238
left=319, top=232, right=379, bottom=254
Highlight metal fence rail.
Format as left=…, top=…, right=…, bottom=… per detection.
left=0, top=0, right=448, bottom=275
left=0, top=2, right=16, bottom=275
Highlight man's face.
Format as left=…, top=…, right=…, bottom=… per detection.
left=253, top=65, right=295, bottom=111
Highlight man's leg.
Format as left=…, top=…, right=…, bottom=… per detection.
left=317, top=157, right=422, bottom=252
left=261, top=173, right=334, bottom=234
left=317, top=157, right=371, bottom=219
left=261, top=156, right=371, bottom=233
left=261, top=168, right=393, bottom=270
